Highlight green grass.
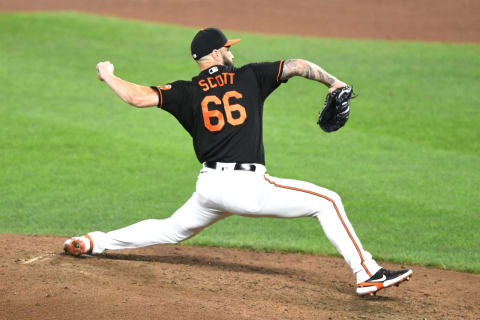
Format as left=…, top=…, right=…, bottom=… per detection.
left=1, top=12, right=479, bottom=272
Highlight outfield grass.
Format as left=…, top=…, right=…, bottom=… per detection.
left=1, top=12, right=479, bottom=272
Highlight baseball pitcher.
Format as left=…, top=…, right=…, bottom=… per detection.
left=64, top=28, right=412, bottom=296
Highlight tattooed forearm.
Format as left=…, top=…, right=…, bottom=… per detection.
left=280, top=59, right=338, bottom=87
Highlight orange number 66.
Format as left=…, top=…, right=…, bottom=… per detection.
left=201, top=90, right=247, bottom=132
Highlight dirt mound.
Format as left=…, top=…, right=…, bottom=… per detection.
left=1, top=0, right=479, bottom=42
left=0, top=234, right=479, bottom=319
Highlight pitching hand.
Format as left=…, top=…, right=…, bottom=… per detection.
left=96, top=61, right=115, bottom=81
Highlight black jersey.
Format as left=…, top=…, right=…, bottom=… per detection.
left=152, top=61, right=285, bottom=165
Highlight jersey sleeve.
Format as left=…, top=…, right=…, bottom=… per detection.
left=247, top=60, right=286, bottom=100
left=150, top=80, right=194, bottom=136
left=150, top=80, right=187, bottom=113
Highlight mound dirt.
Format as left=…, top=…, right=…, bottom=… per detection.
left=0, top=234, right=479, bottom=320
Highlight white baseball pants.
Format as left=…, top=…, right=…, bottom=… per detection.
left=88, top=163, right=381, bottom=283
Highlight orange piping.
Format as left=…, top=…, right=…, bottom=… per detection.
left=263, top=175, right=372, bottom=277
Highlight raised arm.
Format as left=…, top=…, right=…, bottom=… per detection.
left=96, top=61, right=158, bottom=108
left=280, top=59, right=347, bottom=93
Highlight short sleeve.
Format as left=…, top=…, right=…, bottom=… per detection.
left=150, top=80, right=194, bottom=135
left=150, top=80, right=187, bottom=112
left=247, top=60, right=286, bottom=100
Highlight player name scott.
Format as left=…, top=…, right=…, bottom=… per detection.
left=198, top=73, right=235, bottom=92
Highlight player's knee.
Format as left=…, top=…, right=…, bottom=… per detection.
left=311, top=187, right=342, bottom=205
left=313, top=190, right=343, bottom=214
left=328, top=191, right=342, bottom=205
left=162, top=217, right=197, bottom=243
left=136, top=218, right=193, bottom=244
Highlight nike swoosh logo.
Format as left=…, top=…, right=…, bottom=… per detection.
left=368, top=275, right=387, bottom=282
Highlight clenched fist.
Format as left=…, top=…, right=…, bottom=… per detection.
left=96, top=61, right=115, bottom=81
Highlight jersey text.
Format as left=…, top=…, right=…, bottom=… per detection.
left=198, top=73, right=235, bottom=92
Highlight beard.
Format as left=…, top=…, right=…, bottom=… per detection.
left=222, top=53, right=234, bottom=67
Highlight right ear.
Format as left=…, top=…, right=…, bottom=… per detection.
left=211, top=49, right=221, bottom=59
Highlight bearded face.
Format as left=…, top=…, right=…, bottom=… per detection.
left=221, top=47, right=234, bottom=67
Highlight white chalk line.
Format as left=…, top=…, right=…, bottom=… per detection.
left=19, top=253, right=57, bottom=264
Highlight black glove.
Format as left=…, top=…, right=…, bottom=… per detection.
left=317, top=86, right=354, bottom=133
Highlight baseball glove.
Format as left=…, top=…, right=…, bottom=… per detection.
left=317, top=86, right=354, bottom=133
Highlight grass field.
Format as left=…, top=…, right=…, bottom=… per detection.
left=1, top=12, right=479, bottom=272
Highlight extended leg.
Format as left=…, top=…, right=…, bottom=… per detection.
left=64, top=192, right=226, bottom=255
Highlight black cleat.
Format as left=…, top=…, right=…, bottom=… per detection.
left=357, top=268, right=412, bottom=296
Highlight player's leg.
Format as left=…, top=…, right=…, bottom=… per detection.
left=65, top=192, right=227, bottom=255
left=267, top=175, right=381, bottom=282
left=220, top=172, right=381, bottom=283
left=259, top=174, right=412, bottom=295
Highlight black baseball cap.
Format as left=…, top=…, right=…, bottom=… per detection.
left=191, top=28, right=241, bottom=60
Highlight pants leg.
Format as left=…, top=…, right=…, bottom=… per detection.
left=205, top=170, right=381, bottom=283
left=86, top=167, right=379, bottom=283
left=262, top=175, right=381, bottom=283
left=88, top=192, right=226, bottom=254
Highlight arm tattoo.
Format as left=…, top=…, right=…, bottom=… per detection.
left=280, top=59, right=298, bottom=81
left=280, top=59, right=338, bottom=87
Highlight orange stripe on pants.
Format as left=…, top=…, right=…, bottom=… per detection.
left=263, top=175, right=372, bottom=277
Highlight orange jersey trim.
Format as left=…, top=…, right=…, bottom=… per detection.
left=158, top=88, right=163, bottom=107
left=150, top=86, right=163, bottom=108
left=276, top=60, right=285, bottom=83
left=263, top=175, right=373, bottom=277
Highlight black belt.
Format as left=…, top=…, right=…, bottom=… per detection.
left=204, top=161, right=256, bottom=172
